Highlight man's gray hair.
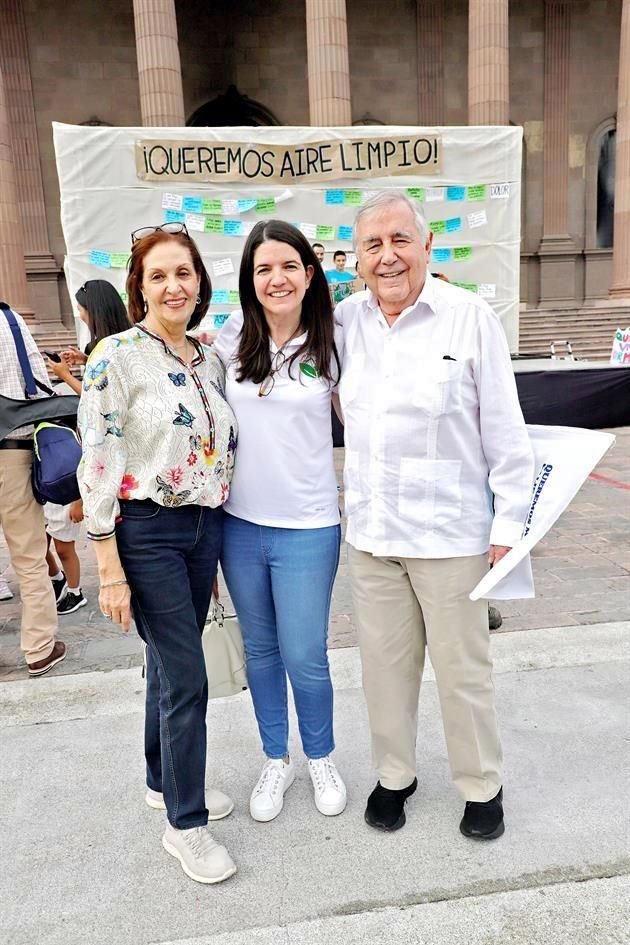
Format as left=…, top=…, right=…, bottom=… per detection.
left=352, top=191, right=430, bottom=251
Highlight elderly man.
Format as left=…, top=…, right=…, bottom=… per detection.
left=335, top=193, right=533, bottom=839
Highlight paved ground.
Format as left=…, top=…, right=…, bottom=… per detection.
left=1, top=427, right=629, bottom=680
left=1, top=623, right=628, bottom=945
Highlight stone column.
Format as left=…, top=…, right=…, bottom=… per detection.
left=538, top=0, right=576, bottom=308
left=0, top=0, right=62, bottom=323
left=417, top=0, right=444, bottom=125
left=0, top=63, right=31, bottom=317
left=468, top=0, right=509, bottom=125
left=610, top=0, right=630, bottom=297
left=133, top=0, right=185, bottom=126
left=306, top=0, right=352, bottom=126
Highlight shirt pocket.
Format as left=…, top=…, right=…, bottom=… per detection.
left=339, top=353, right=365, bottom=412
left=412, top=359, right=464, bottom=416
left=397, top=458, right=463, bottom=530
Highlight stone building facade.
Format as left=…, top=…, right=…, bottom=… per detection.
left=0, top=0, right=628, bottom=345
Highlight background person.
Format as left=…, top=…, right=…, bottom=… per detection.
left=311, top=242, right=325, bottom=265
left=0, top=302, right=65, bottom=676
left=44, top=499, right=86, bottom=614
left=48, top=279, right=130, bottom=394
left=325, top=250, right=355, bottom=285
left=214, top=220, right=346, bottom=825
left=336, top=192, right=534, bottom=840
left=78, top=224, right=238, bottom=885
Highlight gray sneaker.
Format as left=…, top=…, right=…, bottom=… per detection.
left=162, top=823, right=236, bottom=884
left=146, top=787, right=234, bottom=820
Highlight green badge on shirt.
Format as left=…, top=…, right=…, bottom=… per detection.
left=300, top=362, right=319, bottom=379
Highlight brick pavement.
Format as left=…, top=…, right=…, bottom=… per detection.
left=1, top=427, right=628, bottom=681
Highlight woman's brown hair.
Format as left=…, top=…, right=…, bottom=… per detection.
left=236, top=220, right=340, bottom=385
left=125, top=231, right=211, bottom=330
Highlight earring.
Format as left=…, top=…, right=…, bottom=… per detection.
left=195, top=294, right=201, bottom=305
left=142, top=297, right=148, bottom=314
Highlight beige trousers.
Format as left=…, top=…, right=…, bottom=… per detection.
left=0, top=450, right=57, bottom=662
left=347, top=546, right=502, bottom=802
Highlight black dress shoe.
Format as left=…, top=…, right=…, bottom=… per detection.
left=365, top=778, right=418, bottom=831
left=459, top=786, right=504, bottom=840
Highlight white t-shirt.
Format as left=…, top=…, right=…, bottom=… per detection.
left=213, top=311, right=342, bottom=529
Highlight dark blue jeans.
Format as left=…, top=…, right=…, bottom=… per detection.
left=116, top=499, right=223, bottom=829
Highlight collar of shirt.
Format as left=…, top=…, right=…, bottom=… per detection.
left=366, top=274, right=439, bottom=329
left=137, top=322, right=206, bottom=367
left=269, top=330, right=307, bottom=354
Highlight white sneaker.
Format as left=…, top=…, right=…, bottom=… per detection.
left=162, top=823, right=236, bottom=884
left=308, top=756, right=347, bottom=816
left=0, top=578, right=13, bottom=601
left=249, top=757, right=295, bottom=822
left=145, top=787, right=234, bottom=820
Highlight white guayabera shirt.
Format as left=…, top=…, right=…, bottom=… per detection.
left=334, top=276, right=534, bottom=559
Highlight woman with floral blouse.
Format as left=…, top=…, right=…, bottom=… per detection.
left=77, top=223, right=238, bottom=886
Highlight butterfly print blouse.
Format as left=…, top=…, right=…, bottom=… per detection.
left=77, top=324, right=238, bottom=541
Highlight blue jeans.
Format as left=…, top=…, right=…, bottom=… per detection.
left=116, top=499, right=223, bottom=829
left=221, top=514, right=341, bottom=760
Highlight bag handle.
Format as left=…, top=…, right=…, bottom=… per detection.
left=0, top=303, right=55, bottom=398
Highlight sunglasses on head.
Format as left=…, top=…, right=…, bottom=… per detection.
left=130, top=222, right=190, bottom=243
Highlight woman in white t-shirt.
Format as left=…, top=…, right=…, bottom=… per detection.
left=213, top=220, right=346, bottom=824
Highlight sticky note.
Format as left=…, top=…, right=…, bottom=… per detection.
left=453, top=246, right=473, bottom=261
left=338, top=225, right=353, bottom=241
left=326, top=190, right=344, bottom=205
left=407, top=188, right=426, bottom=201
left=118, top=290, right=128, bottom=304
left=432, top=247, right=452, bottom=263
left=343, top=191, right=362, bottom=205
left=446, top=187, right=466, bottom=201
left=466, top=185, right=487, bottom=201
left=425, top=187, right=445, bottom=202
left=212, top=313, right=231, bottom=328
left=228, top=290, right=240, bottom=304
left=204, top=217, right=224, bottom=234
left=316, top=225, right=335, bottom=241
left=276, top=189, right=293, bottom=204
left=221, top=199, right=238, bottom=215
left=183, top=196, right=203, bottom=214
left=241, top=220, right=256, bottom=235
left=255, top=198, right=276, bottom=213
left=202, top=198, right=223, bottom=214
left=299, top=223, right=317, bottom=239
left=185, top=213, right=205, bottom=232
left=165, top=209, right=186, bottom=223
left=467, top=210, right=487, bottom=228
left=212, top=258, right=234, bottom=277
left=212, top=290, right=229, bottom=304
left=478, top=283, right=496, bottom=299
left=429, top=219, right=447, bottom=235
left=162, top=193, right=183, bottom=211
left=237, top=198, right=258, bottom=213
left=453, top=282, right=478, bottom=292
left=446, top=217, right=462, bottom=233
left=223, top=219, right=243, bottom=236
left=90, top=249, right=111, bottom=268
left=490, top=183, right=510, bottom=199
left=110, top=253, right=129, bottom=269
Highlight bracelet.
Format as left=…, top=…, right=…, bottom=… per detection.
left=100, top=579, right=128, bottom=588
